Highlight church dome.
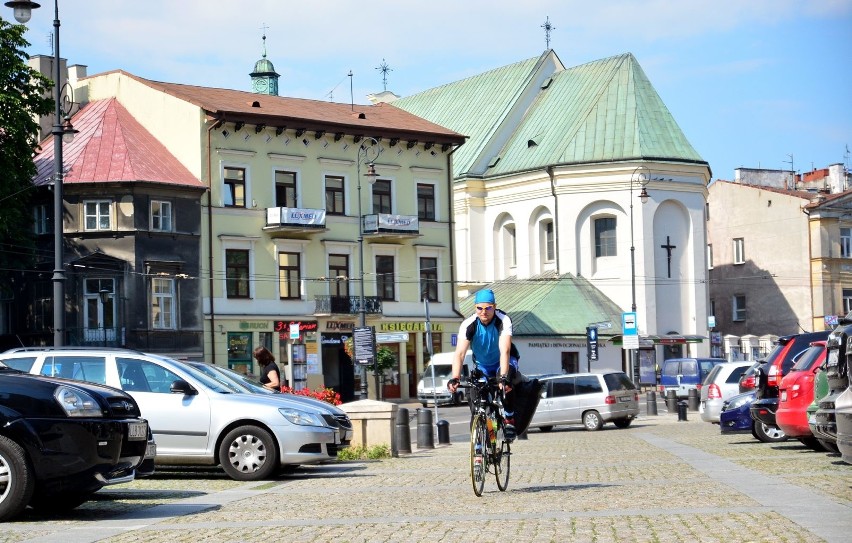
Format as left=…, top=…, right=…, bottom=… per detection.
left=251, top=57, right=279, bottom=77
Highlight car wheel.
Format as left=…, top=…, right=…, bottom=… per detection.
left=538, top=426, right=554, bottom=433
left=218, top=425, right=278, bottom=481
left=28, top=488, right=99, bottom=512
left=0, top=436, right=35, bottom=522
left=582, top=410, right=603, bottom=431
left=751, top=421, right=760, bottom=440
left=613, top=418, right=633, bottom=429
left=797, top=437, right=827, bottom=452
left=753, top=422, right=788, bottom=443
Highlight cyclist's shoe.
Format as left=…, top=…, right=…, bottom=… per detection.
left=503, top=418, right=516, bottom=441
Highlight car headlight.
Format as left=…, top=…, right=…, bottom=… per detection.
left=725, top=395, right=753, bottom=411
left=54, top=386, right=103, bottom=417
left=278, top=407, right=324, bottom=427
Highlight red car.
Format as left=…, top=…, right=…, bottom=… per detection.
left=776, top=341, right=826, bottom=451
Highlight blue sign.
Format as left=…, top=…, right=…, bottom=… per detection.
left=586, top=326, right=598, bottom=361
left=622, top=312, right=637, bottom=335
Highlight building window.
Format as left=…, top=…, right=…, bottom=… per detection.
left=543, top=220, right=555, bottom=261
left=372, top=179, right=392, bottom=214
left=420, top=257, right=438, bottom=302
left=417, top=183, right=435, bottom=221
left=151, top=278, right=175, bottom=329
left=844, top=289, right=852, bottom=315
left=84, top=200, right=112, bottom=231
left=151, top=200, right=172, bottom=232
left=504, top=224, right=517, bottom=267
left=325, top=175, right=345, bottom=215
left=278, top=252, right=301, bottom=300
left=226, top=249, right=250, bottom=298
left=329, top=254, right=349, bottom=297
left=594, top=217, right=616, bottom=257
left=223, top=167, right=246, bottom=207
left=841, top=228, right=851, bottom=258
left=733, top=238, right=745, bottom=264
left=34, top=281, right=52, bottom=331
left=33, top=204, right=49, bottom=235
left=376, top=255, right=395, bottom=301
left=733, top=294, right=746, bottom=322
left=707, top=244, right=713, bottom=270
left=84, top=278, right=115, bottom=342
left=275, top=170, right=297, bottom=208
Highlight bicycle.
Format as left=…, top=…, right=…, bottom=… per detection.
left=459, top=375, right=511, bottom=496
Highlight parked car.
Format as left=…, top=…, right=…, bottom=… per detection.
left=0, top=347, right=342, bottom=481
left=833, top=376, right=852, bottom=464
left=529, top=371, right=638, bottom=432
left=751, top=331, right=832, bottom=434
left=775, top=341, right=827, bottom=451
left=814, top=322, right=851, bottom=452
left=699, top=361, right=753, bottom=423
left=808, top=359, right=837, bottom=452
left=718, top=390, right=787, bottom=442
left=738, top=361, right=761, bottom=393
left=0, top=363, right=149, bottom=521
left=184, top=361, right=353, bottom=445
left=658, top=358, right=725, bottom=399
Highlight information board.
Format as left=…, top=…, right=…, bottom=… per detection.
left=353, top=326, right=376, bottom=366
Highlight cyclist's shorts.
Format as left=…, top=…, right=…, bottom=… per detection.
left=476, top=356, right=519, bottom=378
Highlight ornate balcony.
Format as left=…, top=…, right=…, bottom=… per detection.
left=264, top=207, right=327, bottom=236
left=314, top=295, right=383, bottom=316
left=362, top=213, right=419, bottom=238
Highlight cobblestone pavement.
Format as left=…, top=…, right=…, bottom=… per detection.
left=2, top=414, right=850, bottom=543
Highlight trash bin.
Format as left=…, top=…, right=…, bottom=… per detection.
left=677, top=400, right=688, bottom=421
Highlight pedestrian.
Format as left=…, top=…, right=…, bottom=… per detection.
left=253, top=346, right=281, bottom=391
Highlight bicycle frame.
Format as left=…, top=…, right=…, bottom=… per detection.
left=460, top=376, right=511, bottom=495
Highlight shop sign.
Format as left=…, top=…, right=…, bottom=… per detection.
left=377, top=332, right=409, bottom=343
left=326, top=321, right=356, bottom=330
left=239, top=321, right=270, bottom=330
left=379, top=322, right=444, bottom=332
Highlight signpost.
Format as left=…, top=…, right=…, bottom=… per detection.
left=586, top=325, right=598, bottom=372
left=622, top=312, right=639, bottom=384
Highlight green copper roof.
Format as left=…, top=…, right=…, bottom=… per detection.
left=459, top=274, right=625, bottom=337
left=393, top=51, right=705, bottom=178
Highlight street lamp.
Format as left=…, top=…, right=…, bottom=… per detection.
left=6, top=0, right=77, bottom=346
left=356, top=137, right=381, bottom=399
left=629, top=165, right=650, bottom=384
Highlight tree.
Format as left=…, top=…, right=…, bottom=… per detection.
left=0, top=16, right=53, bottom=294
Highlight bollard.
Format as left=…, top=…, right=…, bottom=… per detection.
left=646, top=390, right=658, bottom=416
left=416, top=408, right=434, bottom=449
left=665, top=389, right=678, bottom=413
left=436, top=419, right=450, bottom=444
left=677, top=400, right=688, bottom=421
left=394, top=408, right=411, bottom=454
left=687, top=388, right=700, bottom=411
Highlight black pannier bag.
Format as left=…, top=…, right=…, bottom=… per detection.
left=513, top=376, right=543, bottom=435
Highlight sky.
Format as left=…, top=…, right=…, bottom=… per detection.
left=9, top=0, right=852, bottom=182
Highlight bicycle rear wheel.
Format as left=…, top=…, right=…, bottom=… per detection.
left=470, top=414, right=487, bottom=497
left=495, top=438, right=510, bottom=491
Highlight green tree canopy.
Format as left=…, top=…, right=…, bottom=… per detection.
left=0, top=16, right=53, bottom=292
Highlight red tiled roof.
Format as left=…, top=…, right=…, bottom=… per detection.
left=33, top=98, right=204, bottom=189
left=97, top=70, right=465, bottom=143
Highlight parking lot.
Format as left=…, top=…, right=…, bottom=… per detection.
left=2, top=411, right=850, bottom=543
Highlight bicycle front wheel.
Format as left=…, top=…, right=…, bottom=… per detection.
left=495, top=438, right=511, bottom=491
left=470, top=414, right=487, bottom=497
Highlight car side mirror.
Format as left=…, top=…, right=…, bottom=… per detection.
left=170, top=379, right=197, bottom=395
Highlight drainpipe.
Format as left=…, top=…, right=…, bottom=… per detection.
left=447, top=144, right=464, bottom=318
left=207, top=117, right=223, bottom=364
left=547, top=166, right=561, bottom=273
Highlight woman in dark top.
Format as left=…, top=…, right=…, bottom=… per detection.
left=253, top=346, right=281, bottom=391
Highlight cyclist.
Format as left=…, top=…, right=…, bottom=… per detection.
left=447, top=289, right=520, bottom=440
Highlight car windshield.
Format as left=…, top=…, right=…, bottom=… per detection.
left=156, top=357, right=241, bottom=394
left=424, top=364, right=452, bottom=378
left=703, top=364, right=723, bottom=384
left=190, top=362, right=273, bottom=395
left=790, top=345, right=825, bottom=371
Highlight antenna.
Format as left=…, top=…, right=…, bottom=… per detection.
left=783, top=153, right=795, bottom=190
left=375, top=59, right=392, bottom=92
left=348, top=70, right=354, bottom=111
left=541, top=16, right=556, bottom=50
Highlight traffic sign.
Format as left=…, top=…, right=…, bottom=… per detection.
left=586, top=325, right=598, bottom=361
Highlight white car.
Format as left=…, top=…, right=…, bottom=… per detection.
left=0, top=348, right=341, bottom=481
left=699, top=361, right=754, bottom=423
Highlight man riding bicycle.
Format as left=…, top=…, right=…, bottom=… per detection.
left=448, top=289, right=521, bottom=440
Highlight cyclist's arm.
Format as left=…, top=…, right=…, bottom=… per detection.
left=498, top=333, right=512, bottom=381
left=451, top=336, right=470, bottom=383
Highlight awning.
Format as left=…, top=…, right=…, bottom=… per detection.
left=609, top=334, right=707, bottom=346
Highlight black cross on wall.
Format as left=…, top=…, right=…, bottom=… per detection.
left=661, top=235, right=677, bottom=278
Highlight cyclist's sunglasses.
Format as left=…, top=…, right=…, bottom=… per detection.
left=475, top=305, right=495, bottom=312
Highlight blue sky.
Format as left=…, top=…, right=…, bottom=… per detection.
left=11, top=0, right=852, bottom=181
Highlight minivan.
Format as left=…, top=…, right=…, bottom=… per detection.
left=417, top=351, right=472, bottom=406
left=659, top=358, right=725, bottom=399
left=528, top=371, right=639, bottom=431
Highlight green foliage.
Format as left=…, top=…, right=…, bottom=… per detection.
left=0, top=17, right=54, bottom=290
left=375, top=346, right=396, bottom=373
left=336, top=444, right=391, bottom=461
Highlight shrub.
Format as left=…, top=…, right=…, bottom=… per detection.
left=337, top=444, right=391, bottom=461
left=280, top=385, right=342, bottom=406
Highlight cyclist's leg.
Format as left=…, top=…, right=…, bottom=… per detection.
left=502, top=366, right=519, bottom=440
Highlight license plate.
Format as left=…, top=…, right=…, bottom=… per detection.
left=781, top=390, right=787, bottom=402
left=828, top=349, right=839, bottom=367
left=619, top=396, right=631, bottom=403
left=128, top=422, right=147, bottom=441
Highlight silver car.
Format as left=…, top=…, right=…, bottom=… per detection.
left=1, top=347, right=341, bottom=481
left=528, top=371, right=639, bottom=431
left=699, top=361, right=753, bottom=423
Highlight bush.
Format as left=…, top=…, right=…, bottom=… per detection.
left=337, top=444, right=391, bottom=461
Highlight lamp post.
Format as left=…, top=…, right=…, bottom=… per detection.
left=356, top=137, right=381, bottom=399
left=6, top=0, right=77, bottom=346
left=629, top=165, right=650, bottom=384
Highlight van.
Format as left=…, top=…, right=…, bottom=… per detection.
left=528, top=371, right=639, bottom=431
left=417, top=351, right=472, bottom=406
left=659, top=357, right=725, bottom=399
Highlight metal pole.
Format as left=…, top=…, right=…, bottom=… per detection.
left=357, top=148, right=368, bottom=400
left=424, top=297, right=437, bottom=422
left=51, top=0, right=65, bottom=346
left=629, top=171, right=636, bottom=382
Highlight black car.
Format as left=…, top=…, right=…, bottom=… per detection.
left=750, top=331, right=831, bottom=431
left=0, top=365, right=149, bottom=521
left=813, top=319, right=852, bottom=450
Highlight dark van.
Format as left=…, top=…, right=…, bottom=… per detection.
left=659, top=358, right=725, bottom=399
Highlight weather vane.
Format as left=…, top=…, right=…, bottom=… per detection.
left=541, top=16, right=556, bottom=49
left=376, top=59, right=392, bottom=92
left=260, top=22, right=269, bottom=58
